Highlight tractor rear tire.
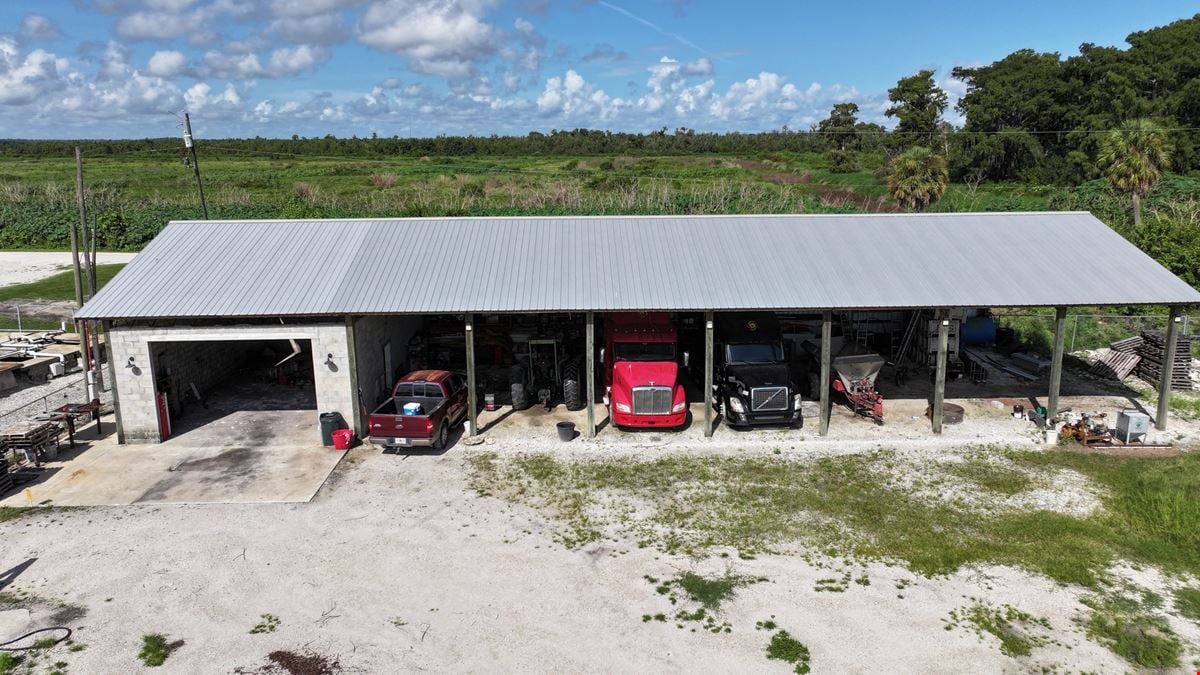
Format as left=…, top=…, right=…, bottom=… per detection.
left=563, top=357, right=583, bottom=411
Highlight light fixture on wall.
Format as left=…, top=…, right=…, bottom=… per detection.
left=125, top=356, right=136, bottom=368
left=324, top=353, right=336, bottom=368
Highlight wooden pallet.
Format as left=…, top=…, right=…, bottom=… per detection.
left=1133, top=330, right=1193, bottom=391
left=1090, top=350, right=1141, bottom=381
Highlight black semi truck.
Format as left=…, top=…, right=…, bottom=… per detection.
left=714, top=312, right=802, bottom=428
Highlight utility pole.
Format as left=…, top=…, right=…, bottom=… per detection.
left=71, top=148, right=86, bottom=309
left=183, top=112, right=209, bottom=219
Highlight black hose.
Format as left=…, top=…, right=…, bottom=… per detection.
left=0, top=626, right=72, bottom=651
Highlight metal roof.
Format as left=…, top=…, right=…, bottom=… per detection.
left=76, top=212, right=1200, bottom=319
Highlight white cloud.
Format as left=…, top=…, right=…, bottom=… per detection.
left=269, top=12, right=349, bottom=44
left=20, top=15, right=61, bottom=41
left=143, top=0, right=199, bottom=11
left=184, top=81, right=241, bottom=112
left=357, top=0, right=498, bottom=79
left=146, top=50, right=188, bottom=77
left=537, top=69, right=624, bottom=120
left=115, top=12, right=194, bottom=40
left=0, top=38, right=71, bottom=105
left=204, top=45, right=328, bottom=78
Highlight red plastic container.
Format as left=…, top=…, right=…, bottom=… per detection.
left=331, top=428, right=354, bottom=450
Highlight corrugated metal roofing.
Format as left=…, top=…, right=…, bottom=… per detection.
left=75, top=212, right=1200, bottom=319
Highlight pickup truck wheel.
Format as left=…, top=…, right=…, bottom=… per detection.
left=433, top=423, right=449, bottom=451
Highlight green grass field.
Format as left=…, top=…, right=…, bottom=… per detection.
left=0, top=264, right=125, bottom=303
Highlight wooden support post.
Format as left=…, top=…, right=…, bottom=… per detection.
left=465, top=313, right=477, bottom=437
left=819, top=311, right=832, bottom=436
left=1156, top=306, right=1181, bottom=431
left=586, top=312, right=596, bottom=439
left=932, top=310, right=949, bottom=434
left=704, top=311, right=714, bottom=438
left=1047, top=306, right=1067, bottom=425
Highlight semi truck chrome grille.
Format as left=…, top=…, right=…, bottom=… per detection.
left=632, top=386, right=672, bottom=415
left=751, top=386, right=788, bottom=412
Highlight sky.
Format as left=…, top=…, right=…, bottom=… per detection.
left=0, top=1, right=1195, bottom=139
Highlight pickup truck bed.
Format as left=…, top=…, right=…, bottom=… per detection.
left=368, top=370, right=468, bottom=451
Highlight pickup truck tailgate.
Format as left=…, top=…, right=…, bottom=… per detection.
left=369, top=412, right=431, bottom=438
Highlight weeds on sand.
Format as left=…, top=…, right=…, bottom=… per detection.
left=643, top=571, right=764, bottom=633
left=765, top=630, right=811, bottom=674
left=1080, top=593, right=1182, bottom=668
left=470, top=449, right=1200, bottom=588
left=1173, top=587, right=1200, bottom=623
left=138, top=633, right=181, bottom=667
left=944, top=599, right=1052, bottom=657
left=941, top=457, right=1035, bottom=495
left=250, top=614, right=281, bottom=635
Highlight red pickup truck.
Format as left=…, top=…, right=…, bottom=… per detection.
left=368, top=370, right=469, bottom=450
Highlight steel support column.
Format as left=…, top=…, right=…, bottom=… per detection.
left=586, top=311, right=596, bottom=439
left=1156, top=306, right=1181, bottom=431
left=465, top=313, right=477, bottom=437
left=932, top=310, right=949, bottom=434
left=819, top=311, right=832, bottom=436
left=704, top=311, right=714, bottom=438
left=1047, top=306, right=1067, bottom=425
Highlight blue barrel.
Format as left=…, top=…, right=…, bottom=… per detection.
left=961, top=316, right=998, bottom=346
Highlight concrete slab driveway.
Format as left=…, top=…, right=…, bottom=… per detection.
left=1, top=410, right=344, bottom=506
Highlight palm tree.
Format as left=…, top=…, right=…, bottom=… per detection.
left=1096, top=118, right=1171, bottom=226
left=887, top=146, right=948, bottom=210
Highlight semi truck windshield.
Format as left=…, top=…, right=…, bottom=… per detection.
left=727, top=342, right=784, bottom=363
left=614, top=342, right=676, bottom=362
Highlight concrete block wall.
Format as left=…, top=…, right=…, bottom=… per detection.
left=108, top=323, right=353, bottom=443
left=352, top=315, right=425, bottom=415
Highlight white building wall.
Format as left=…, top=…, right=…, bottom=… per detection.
left=108, top=323, right=354, bottom=443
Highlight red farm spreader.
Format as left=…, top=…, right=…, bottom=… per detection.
left=831, top=352, right=885, bottom=424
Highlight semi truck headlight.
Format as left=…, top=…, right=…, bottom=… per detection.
left=728, top=397, right=745, bottom=414
left=671, top=401, right=686, bottom=414
left=794, top=393, right=803, bottom=408
left=615, top=402, right=631, bottom=413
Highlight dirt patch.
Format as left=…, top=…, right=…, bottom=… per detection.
left=810, top=183, right=898, bottom=212
left=764, top=172, right=809, bottom=184
left=238, top=650, right=342, bottom=675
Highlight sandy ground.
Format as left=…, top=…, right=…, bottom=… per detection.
left=0, top=439, right=1197, bottom=674
left=0, top=251, right=137, bottom=288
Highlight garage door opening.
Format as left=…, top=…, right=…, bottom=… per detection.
left=149, top=338, right=317, bottom=441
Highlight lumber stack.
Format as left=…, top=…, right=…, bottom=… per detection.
left=1134, top=330, right=1193, bottom=391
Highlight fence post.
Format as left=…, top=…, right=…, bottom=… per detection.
left=1069, top=315, right=1078, bottom=353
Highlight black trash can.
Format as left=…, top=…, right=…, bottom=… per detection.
left=319, top=412, right=346, bottom=446
left=556, top=421, right=576, bottom=442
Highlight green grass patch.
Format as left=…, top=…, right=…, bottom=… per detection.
left=0, top=264, right=124, bottom=302
left=0, top=507, right=35, bottom=524
left=643, top=570, right=763, bottom=633
left=249, top=613, right=280, bottom=634
left=137, top=633, right=173, bottom=667
left=1082, top=595, right=1182, bottom=669
left=945, top=600, right=1051, bottom=657
left=1168, top=394, right=1200, bottom=420
left=1173, top=586, right=1200, bottom=622
left=470, top=449, right=1200, bottom=588
left=942, top=457, right=1035, bottom=495
left=765, top=630, right=811, bottom=674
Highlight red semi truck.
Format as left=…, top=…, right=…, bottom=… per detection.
left=602, top=312, right=688, bottom=429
